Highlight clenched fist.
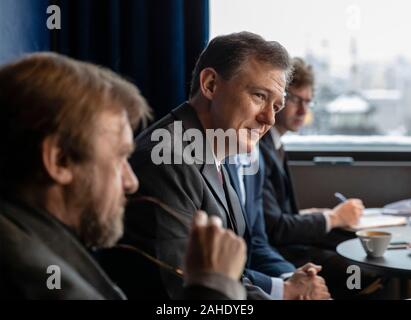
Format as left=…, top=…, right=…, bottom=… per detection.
left=184, top=211, right=247, bottom=281
left=284, top=263, right=331, bottom=300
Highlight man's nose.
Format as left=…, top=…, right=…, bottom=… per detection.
left=123, top=161, right=139, bottom=195
left=296, top=102, right=309, bottom=115
left=257, top=104, right=276, bottom=126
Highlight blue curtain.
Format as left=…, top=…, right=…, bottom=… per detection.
left=0, top=0, right=50, bottom=65
left=51, top=0, right=209, bottom=119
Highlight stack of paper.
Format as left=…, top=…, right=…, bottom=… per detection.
left=384, top=199, right=411, bottom=216
left=347, top=208, right=408, bottom=231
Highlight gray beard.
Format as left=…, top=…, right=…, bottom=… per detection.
left=78, top=205, right=124, bottom=249
left=66, top=171, right=124, bottom=249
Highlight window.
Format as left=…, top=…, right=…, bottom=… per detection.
left=210, top=0, right=411, bottom=151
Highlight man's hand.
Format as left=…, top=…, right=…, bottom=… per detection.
left=184, top=211, right=247, bottom=281
left=283, top=263, right=331, bottom=300
left=297, top=262, right=322, bottom=276
left=328, top=199, right=364, bottom=229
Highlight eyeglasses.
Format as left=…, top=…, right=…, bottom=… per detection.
left=116, top=243, right=184, bottom=278
left=285, top=91, right=315, bottom=108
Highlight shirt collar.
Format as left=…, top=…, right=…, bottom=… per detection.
left=212, top=151, right=222, bottom=172
left=230, top=148, right=259, bottom=167
left=270, top=127, right=283, bottom=150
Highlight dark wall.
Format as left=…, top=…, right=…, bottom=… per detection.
left=0, top=0, right=50, bottom=65
left=290, top=161, right=411, bottom=208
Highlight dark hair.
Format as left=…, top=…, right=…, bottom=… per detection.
left=289, top=57, right=314, bottom=89
left=0, top=52, right=151, bottom=194
left=189, top=31, right=292, bottom=98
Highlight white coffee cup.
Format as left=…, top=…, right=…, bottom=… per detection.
left=356, top=230, right=392, bottom=258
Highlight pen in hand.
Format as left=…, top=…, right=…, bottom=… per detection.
left=334, top=192, right=348, bottom=203
left=333, top=192, right=364, bottom=227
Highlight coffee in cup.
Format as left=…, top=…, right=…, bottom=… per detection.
left=356, top=230, right=392, bottom=258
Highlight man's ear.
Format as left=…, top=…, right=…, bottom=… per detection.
left=42, top=136, right=73, bottom=185
left=199, top=68, right=218, bottom=100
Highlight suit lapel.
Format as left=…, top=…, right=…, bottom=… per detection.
left=261, top=132, right=299, bottom=214
left=171, top=103, right=230, bottom=223
left=201, top=163, right=230, bottom=214
left=261, top=134, right=288, bottom=178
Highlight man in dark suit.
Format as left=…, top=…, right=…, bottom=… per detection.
left=260, top=58, right=374, bottom=298
left=225, top=152, right=330, bottom=299
left=122, top=32, right=302, bottom=299
left=0, top=53, right=247, bottom=300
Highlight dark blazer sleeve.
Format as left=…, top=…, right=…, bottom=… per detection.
left=262, top=147, right=328, bottom=246
left=248, top=201, right=296, bottom=276
left=243, top=268, right=273, bottom=294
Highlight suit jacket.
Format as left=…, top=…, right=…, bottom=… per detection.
left=122, top=102, right=248, bottom=299
left=225, top=156, right=295, bottom=294
left=0, top=196, right=125, bottom=300
left=260, top=132, right=327, bottom=246
left=0, top=195, right=238, bottom=300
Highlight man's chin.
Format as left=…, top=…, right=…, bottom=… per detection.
left=287, top=125, right=301, bottom=133
left=241, top=141, right=257, bottom=154
left=99, top=222, right=124, bottom=249
left=289, top=120, right=305, bottom=132
left=81, top=211, right=125, bottom=249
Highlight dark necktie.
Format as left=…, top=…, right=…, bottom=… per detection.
left=217, top=168, right=224, bottom=185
